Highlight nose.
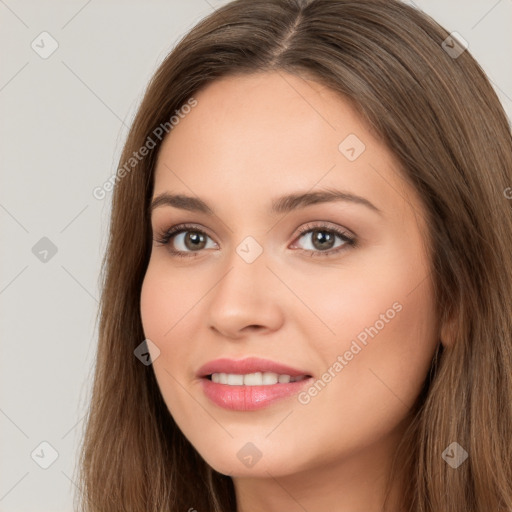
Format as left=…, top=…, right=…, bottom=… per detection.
left=206, top=247, right=284, bottom=340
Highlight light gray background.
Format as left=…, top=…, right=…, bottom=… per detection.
left=0, top=1, right=510, bottom=511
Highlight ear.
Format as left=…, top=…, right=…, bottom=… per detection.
left=440, top=313, right=457, bottom=348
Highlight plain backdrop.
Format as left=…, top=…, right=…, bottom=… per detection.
left=0, top=1, right=511, bottom=510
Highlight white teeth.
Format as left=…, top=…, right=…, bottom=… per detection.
left=244, top=372, right=263, bottom=385
left=262, top=372, right=278, bottom=385
left=210, top=372, right=306, bottom=386
left=227, top=374, right=244, bottom=385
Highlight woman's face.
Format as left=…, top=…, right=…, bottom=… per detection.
left=140, top=71, right=439, bottom=478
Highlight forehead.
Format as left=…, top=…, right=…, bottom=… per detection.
left=152, top=71, right=418, bottom=222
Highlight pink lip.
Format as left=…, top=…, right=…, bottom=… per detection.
left=197, top=357, right=313, bottom=411
left=196, top=357, right=310, bottom=378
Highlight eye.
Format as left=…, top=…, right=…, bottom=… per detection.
left=153, top=221, right=357, bottom=258
left=291, top=222, right=356, bottom=258
left=153, top=223, right=217, bottom=258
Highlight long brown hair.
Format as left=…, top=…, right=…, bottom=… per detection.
left=76, top=1, right=512, bottom=510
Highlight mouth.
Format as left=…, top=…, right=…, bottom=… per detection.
left=205, top=372, right=311, bottom=385
left=196, top=357, right=313, bottom=411
left=197, top=356, right=312, bottom=380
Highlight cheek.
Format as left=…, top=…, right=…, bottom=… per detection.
left=303, top=251, right=437, bottom=427
left=297, top=236, right=437, bottom=391
left=288, top=252, right=434, bottom=352
left=139, top=263, right=200, bottom=422
left=140, top=260, right=197, bottom=340
left=139, top=262, right=195, bottom=396
left=139, top=275, right=164, bottom=339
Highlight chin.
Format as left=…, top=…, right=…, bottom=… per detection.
left=194, top=438, right=309, bottom=478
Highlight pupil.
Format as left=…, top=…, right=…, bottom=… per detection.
left=313, top=230, right=334, bottom=250
left=186, top=232, right=205, bottom=250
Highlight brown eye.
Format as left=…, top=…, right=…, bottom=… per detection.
left=292, top=223, right=356, bottom=258
left=309, top=229, right=337, bottom=251
left=182, top=231, right=208, bottom=251
left=167, top=230, right=217, bottom=255
left=154, top=224, right=218, bottom=258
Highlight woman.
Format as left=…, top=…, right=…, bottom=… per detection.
left=77, top=0, right=512, bottom=510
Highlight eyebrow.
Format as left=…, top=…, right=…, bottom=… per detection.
left=150, top=188, right=382, bottom=216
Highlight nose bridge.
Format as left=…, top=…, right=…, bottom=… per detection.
left=206, top=235, right=283, bottom=336
left=217, top=235, right=270, bottom=300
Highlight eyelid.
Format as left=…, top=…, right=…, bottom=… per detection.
left=289, top=221, right=356, bottom=256
left=292, top=221, right=355, bottom=240
left=153, top=221, right=357, bottom=258
left=153, top=222, right=217, bottom=247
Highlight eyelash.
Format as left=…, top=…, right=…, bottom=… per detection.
left=153, top=222, right=357, bottom=259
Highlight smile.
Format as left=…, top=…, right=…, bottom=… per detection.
left=209, top=372, right=309, bottom=385
left=197, top=357, right=313, bottom=411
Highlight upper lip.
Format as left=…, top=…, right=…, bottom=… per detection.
left=197, top=357, right=312, bottom=378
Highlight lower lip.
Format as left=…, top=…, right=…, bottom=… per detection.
left=200, top=377, right=312, bottom=411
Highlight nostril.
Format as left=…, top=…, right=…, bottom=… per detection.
left=244, top=325, right=264, bottom=332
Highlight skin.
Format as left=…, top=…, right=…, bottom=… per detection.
left=140, top=71, right=441, bottom=512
